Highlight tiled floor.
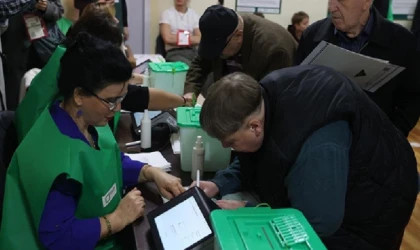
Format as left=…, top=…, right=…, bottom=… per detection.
left=400, top=123, right=420, bottom=250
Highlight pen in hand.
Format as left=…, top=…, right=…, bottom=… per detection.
left=196, top=169, right=200, bottom=188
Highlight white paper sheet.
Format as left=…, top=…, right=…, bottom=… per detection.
left=126, top=152, right=171, bottom=171
left=155, top=196, right=212, bottom=250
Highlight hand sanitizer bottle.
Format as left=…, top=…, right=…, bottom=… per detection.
left=141, top=109, right=151, bottom=149
left=143, top=68, right=150, bottom=87
left=191, top=136, right=205, bottom=181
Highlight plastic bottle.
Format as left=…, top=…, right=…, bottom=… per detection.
left=191, top=136, right=205, bottom=181
left=141, top=109, right=151, bottom=149
left=143, top=68, right=150, bottom=87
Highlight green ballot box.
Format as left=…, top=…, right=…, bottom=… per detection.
left=210, top=207, right=327, bottom=250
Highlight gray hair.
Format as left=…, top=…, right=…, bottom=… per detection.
left=200, top=72, right=262, bottom=140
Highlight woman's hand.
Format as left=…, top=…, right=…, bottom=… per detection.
left=109, top=188, right=145, bottom=232
left=146, top=167, right=185, bottom=199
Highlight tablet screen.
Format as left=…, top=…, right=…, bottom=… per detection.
left=155, top=196, right=212, bottom=250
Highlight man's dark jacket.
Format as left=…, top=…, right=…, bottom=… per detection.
left=238, top=65, right=418, bottom=250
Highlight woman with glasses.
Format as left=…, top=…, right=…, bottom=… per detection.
left=0, top=32, right=185, bottom=250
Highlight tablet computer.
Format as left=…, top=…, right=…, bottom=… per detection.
left=131, top=111, right=178, bottom=135
left=147, top=187, right=219, bottom=250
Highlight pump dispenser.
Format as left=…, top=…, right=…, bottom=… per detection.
left=141, top=109, right=151, bottom=149
left=191, top=136, right=205, bottom=181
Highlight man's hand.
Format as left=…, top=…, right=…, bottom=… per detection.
left=35, top=0, right=48, bottom=11
left=190, top=180, right=219, bottom=198
left=183, top=92, right=194, bottom=106
left=123, top=27, right=130, bottom=41
left=216, top=200, right=246, bottom=210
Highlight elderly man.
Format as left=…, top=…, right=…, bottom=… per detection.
left=296, top=0, right=420, bottom=137
left=183, top=5, right=296, bottom=99
left=195, top=66, right=417, bottom=249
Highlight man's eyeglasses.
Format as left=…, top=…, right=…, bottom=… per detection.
left=83, top=88, right=127, bottom=111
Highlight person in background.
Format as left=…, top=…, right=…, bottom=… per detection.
left=183, top=5, right=296, bottom=100
left=15, top=3, right=187, bottom=143
left=159, top=0, right=201, bottom=65
left=194, top=66, right=417, bottom=250
left=1, top=0, right=63, bottom=110
left=287, top=11, right=309, bottom=43
left=57, top=0, right=79, bottom=34
left=0, top=32, right=184, bottom=250
left=296, top=0, right=420, bottom=137
left=115, top=0, right=129, bottom=41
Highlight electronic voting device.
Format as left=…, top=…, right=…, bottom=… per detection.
left=132, top=110, right=178, bottom=135
left=147, top=186, right=219, bottom=250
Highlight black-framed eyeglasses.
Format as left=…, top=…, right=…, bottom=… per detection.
left=84, top=88, right=127, bottom=111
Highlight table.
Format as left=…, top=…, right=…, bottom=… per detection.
left=116, top=113, right=215, bottom=250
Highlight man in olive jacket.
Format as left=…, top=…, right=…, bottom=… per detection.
left=183, top=5, right=297, bottom=99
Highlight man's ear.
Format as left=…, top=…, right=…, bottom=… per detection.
left=249, top=119, right=262, bottom=136
left=236, top=29, right=244, bottom=38
left=364, top=0, right=373, bottom=10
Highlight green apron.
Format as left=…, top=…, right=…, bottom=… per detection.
left=56, top=17, right=73, bottom=35
left=0, top=106, right=124, bottom=250
left=387, top=0, right=394, bottom=21
left=15, top=46, right=66, bottom=143
left=15, top=46, right=122, bottom=143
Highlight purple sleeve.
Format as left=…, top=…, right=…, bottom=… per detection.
left=38, top=176, right=101, bottom=250
left=120, top=152, right=145, bottom=187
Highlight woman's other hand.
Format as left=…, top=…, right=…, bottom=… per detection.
left=110, top=188, right=145, bottom=231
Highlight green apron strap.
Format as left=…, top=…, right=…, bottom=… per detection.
left=113, top=111, right=121, bottom=134
left=56, top=17, right=73, bottom=35
left=15, top=46, right=67, bottom=142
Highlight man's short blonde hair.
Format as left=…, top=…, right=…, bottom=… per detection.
left=200, top=72, right=262, bottom=140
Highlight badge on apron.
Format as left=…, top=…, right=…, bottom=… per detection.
left=23, top=13, right=48, bottom=41
left=177, top=30, right=191, bottom=47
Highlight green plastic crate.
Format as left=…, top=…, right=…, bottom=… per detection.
left=177, top=107, right=231, bottom=172
left=210, top=207, right=327, bottom=250
left=148, top=62, right=189, bottom=95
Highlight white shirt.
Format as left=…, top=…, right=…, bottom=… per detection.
left=159, top=7, right=200, bottom=51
